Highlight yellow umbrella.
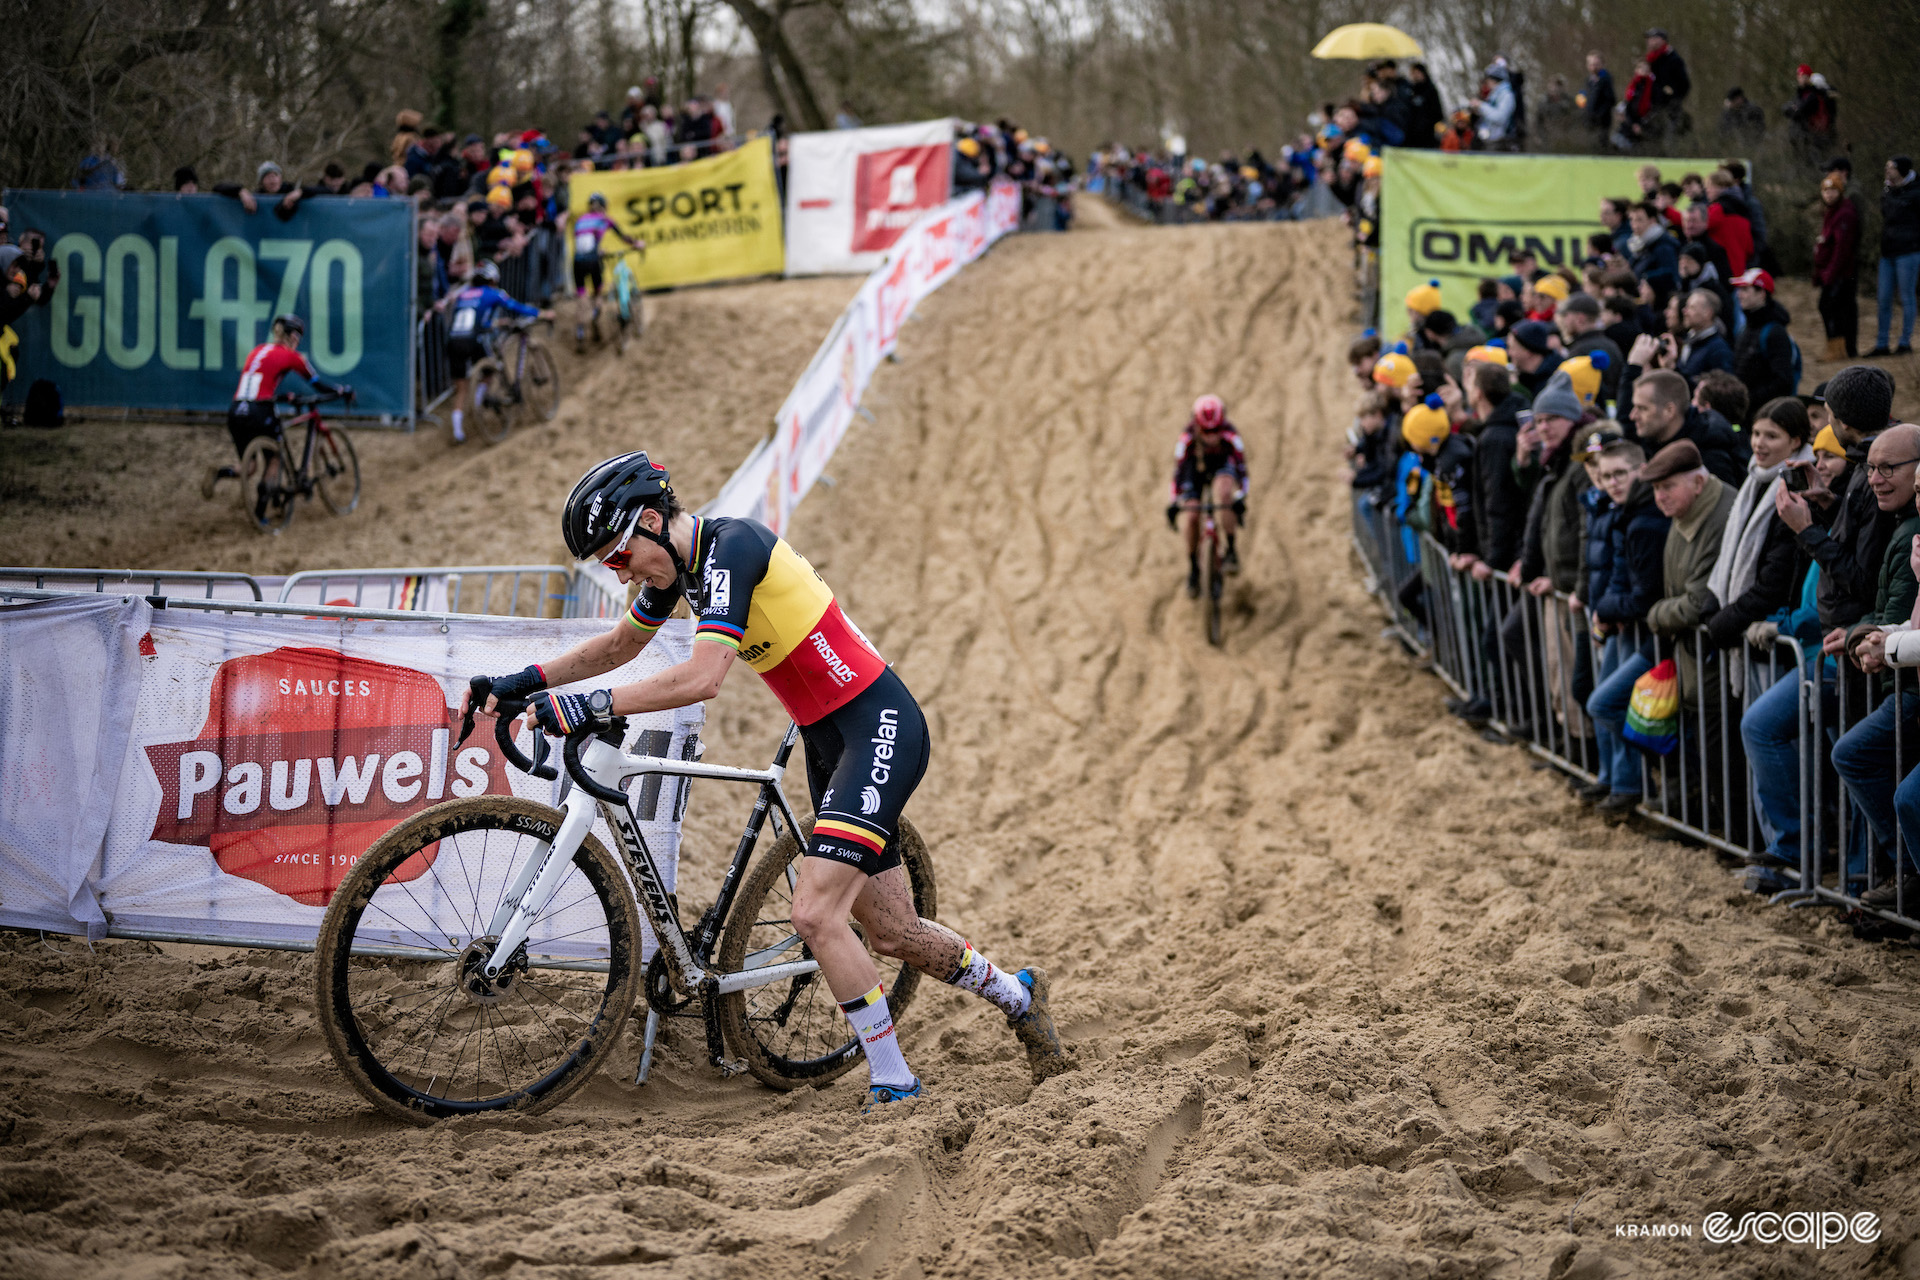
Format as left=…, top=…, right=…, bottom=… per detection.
left=1312, top=23, right=1424, bottom=60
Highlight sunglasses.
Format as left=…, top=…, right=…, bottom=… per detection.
left=598, top=533, right=634, bottom=572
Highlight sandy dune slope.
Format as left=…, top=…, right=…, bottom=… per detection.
left=2, top=214, right=1917, bottom=1279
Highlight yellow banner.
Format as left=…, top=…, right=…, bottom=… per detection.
left=569, top=137, right=784, bottom=288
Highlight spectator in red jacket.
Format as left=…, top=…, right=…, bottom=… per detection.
left=1814, top=170, right=1863, bottom=359
left=1702, top=170, right=1753, bottom=275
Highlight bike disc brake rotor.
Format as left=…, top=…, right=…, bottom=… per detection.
left=456, top=936, right=527, bottom=1006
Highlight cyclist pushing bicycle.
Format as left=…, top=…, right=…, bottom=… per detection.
left=437, top=259, right=553, bottom=443
left=201, top=313, right=351, bottom=497
left=465, top=453, right=1072, bottom=1105
left=1167, top=394, right=1247, bottom=597
left=570, top=193, right=643, bottom=350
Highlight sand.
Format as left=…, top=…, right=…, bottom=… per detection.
left=3, top=210, right=1920, bottom=1279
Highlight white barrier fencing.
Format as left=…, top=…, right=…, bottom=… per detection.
left=706, top=180, right=1022, bottom=528
left=783, top=118, right=957, bottom=276
left=0, top=594, right=701, bottom=958
left=1351, top=494, right=1920, bottom=936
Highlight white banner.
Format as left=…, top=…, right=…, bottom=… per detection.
left=709, top=182, right=1021, bottom=531
left=1, top=596, right=701, bottom=957
left=784, top=119, right=955, bottom=276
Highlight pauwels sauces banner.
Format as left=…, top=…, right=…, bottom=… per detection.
left=143, top=647, right=509, bottom=905
left=76, top=606, right=702, bottom=949
left=1377, top=148, right=1743, bottom=328
left=784, top=119, right=955, bottom=276
left=570, top=137, right=785, bottom=288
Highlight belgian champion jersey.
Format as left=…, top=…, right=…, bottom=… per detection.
left=626, top=516, right=885, bottom=725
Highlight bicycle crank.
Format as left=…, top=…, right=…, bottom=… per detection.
left=644, top=950, right=696, bottom=1016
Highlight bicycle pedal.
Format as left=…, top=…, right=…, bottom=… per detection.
left=712, top=1055, right=748, bottom=1078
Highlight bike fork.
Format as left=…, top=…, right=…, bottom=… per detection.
left=481, top=786, right=597, bottom=978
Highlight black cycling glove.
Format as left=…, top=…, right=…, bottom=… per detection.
left=1165, top=503, right=1180, bottom=529
left=527, top=689, right=614, bottom=737
left=485, top=664, right=548, bottom=704
left=1232, top=498, right=1247, bottom=521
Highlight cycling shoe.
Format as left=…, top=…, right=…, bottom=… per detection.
left=1186, top=565, right=1201, bottom=598
left=863, top=1077, right=922, bottom=1111
left=1009, top=968, right=1073, bottom=1083
left=1223, top=545, right=1241, bottom=576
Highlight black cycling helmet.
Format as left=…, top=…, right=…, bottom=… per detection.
left=474, top=259, right=500, bottom=284
left=587, top=192, right=607, bottom=209
left=562, top=451, right=679, bottom=566
left=273, top=313, right=306, bottom=338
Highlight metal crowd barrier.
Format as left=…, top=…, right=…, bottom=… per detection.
left=1350, top=496, right=1920, bottom=936
left=0, top=568, right=263, bottom=600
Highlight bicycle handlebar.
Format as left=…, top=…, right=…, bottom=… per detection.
left=563, top=731, right=633, bottom=805
left=462, top=675, right=556, bottom=780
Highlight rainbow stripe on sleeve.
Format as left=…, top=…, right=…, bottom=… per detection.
left=626, top=596, right=671, bottom=634
left=696, top=617, right=745, bottom=649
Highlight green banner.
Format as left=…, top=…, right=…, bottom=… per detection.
left=1, top=191, right=414, bottom=417
left=1378, top=150, right=1739, bottom=331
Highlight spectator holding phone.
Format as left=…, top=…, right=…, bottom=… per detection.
left=1705, top=398, right=1815, bottom=680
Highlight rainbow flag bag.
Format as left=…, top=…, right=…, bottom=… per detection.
left=1622, top=658, right=1680, bottom=755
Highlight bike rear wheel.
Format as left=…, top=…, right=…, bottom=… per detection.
left=715, top=815, right=937, bottom=1090
left=521, top=341, right=561, bottom=422
left=236, top=436, right=296, bottom=533
left=314, top=795, right=643, bottom=1124
left=474, top=362, right=514, bottom=444
left=314, top=424, right=361, bottom=516
left=1206, top=537, right=1224, bottom=646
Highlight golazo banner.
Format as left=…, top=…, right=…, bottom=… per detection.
left=784, top=119, right=955, bottom=276
left=1377, top=149, right=1742, bottom=328
left=0, top=190, right=414, bottom=416
left=0, top=595, right=701, bottom=958
left=708, top=181, right=1020, bottom=532
left=570, top=137, right=785, bottom=288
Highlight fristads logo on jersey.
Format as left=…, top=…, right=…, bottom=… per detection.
left=145, top=647, right=512, bottom=906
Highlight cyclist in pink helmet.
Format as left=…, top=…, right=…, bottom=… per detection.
left=1167, top=394, right=1248, bottom=595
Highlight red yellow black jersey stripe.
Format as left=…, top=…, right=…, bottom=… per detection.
left=627, top=516, right=885, bottom=725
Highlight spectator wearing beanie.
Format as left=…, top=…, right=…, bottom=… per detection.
left=1404, top=279, right=1445, bottom=349
left=1555, top=293, right=1623, bottom=401
left=1744, top=366, right=1901, bottom=870
left=1465, top=362, right=1534, bottom=581
left=1583, top=438, right=1669, bottom=811
left=1505, top=382, right=1594, bottom=735
left=1830, top=421, right=1920, bottom=906
left=1813, top=170, right=1862, bottom=360
left=1508, top=320, right=1564, bottom=397
left=1729, top=269, right=1799, bottom=412
left=1644, top=439, right=1739, bottom=711
left=1869, top=157, right=1920, bottom=356
left=1627, top=368, right=1745, bottom=486
left=1403, top=394, right=1477, bottom=558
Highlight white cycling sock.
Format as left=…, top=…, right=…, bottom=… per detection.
left=450, top=409, right=465, bottom=441
left=946, top=942, right=1030, bottom=1018
left=840, top=984, right=915, bottom=1088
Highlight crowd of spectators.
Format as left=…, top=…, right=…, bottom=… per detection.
left=1345, top=150, right=1920, bottom=911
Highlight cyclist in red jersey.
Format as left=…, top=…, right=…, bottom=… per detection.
left=201, top=314, right=350, bottom=497
left=1167, top=393, right=1248, bottom=596
left=466, top=454, right=1073, bottom=1105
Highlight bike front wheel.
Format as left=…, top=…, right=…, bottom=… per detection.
left=521, top=341, right=561, bottom=422
left=315, top=795, right=643, bottom=1124
left=236, top=436, right=296, bottom=533
left=715, top=815, right=937, bottom=1090
left=1206, top=539, right=1224, bottom=646
left=314, top=424, right=361, bottom=516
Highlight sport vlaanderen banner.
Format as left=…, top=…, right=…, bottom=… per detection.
left=569, top=137, right=785, bottom=288
left=1, top=190, right=415, bottom=416
left=1377, top=149, right=1743, bottom=327
left=783, top=120, right=955, bottom=276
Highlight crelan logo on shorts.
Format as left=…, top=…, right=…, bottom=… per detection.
left=1409, top=217, right=1596, bottom=278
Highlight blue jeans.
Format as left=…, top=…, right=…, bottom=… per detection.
left=1587, top=635, right=1652, bottom=796
left=1831, top=690, right=1920, bottom=876
left=1877, top=252, right=1920, bottom=349
left=1741, top=671, right=1809, bottom=862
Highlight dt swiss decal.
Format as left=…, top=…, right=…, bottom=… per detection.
left=145, top=647, right=513, bottom=906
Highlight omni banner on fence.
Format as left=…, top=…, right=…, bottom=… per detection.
left=0, top=595, right=701, bottom=956
left=0, top=190, right=415, bottom=417
left=570, top=137, right=785, bottom=288
left=1378, top=149, right=1739, bottom=327
left=784, top=119, right=955, bottom=276
left=707, top=180, right=1020, bottom=530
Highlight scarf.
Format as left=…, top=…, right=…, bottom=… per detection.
left=1627, top=221, right=1666, bottom=256
left=1710, top=445, right=1813, bottom=688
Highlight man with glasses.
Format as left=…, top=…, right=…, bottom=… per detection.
left=1167, top=393, right=1248, bottom=596
left=465, top=453, right=1072, bottom=1106
left=1742, top=365, right=1901, bottom=891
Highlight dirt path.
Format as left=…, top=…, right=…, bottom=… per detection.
left=4, top=219, right=1919, bottom=1280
